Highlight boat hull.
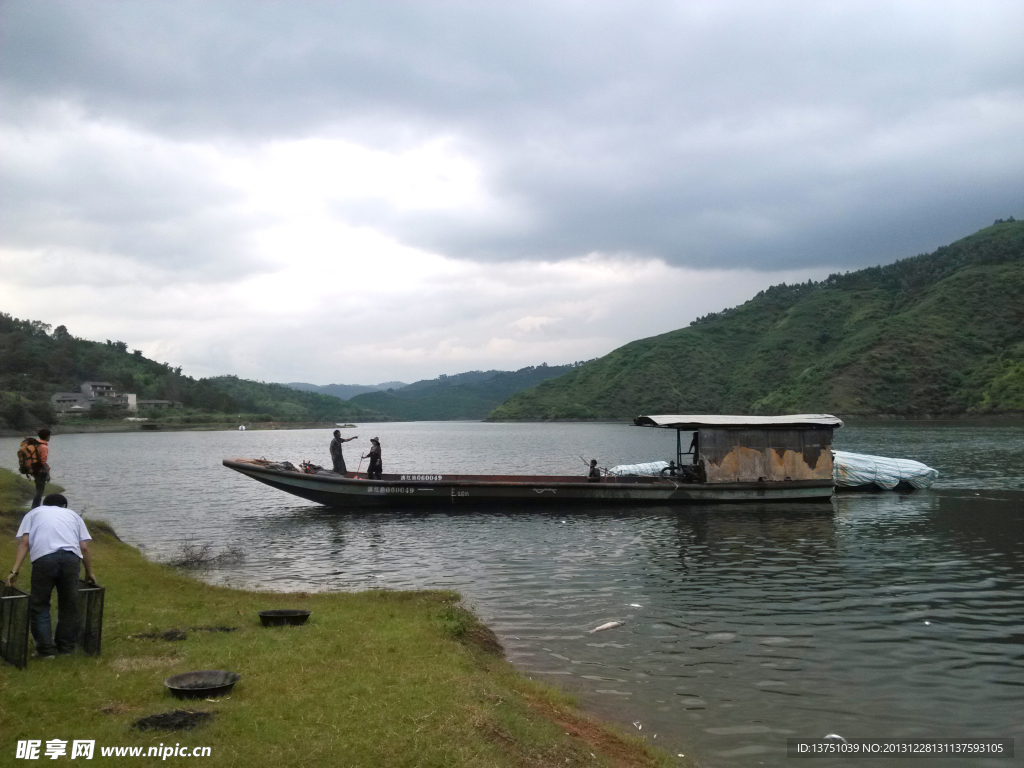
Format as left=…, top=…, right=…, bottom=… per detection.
left=224, top=459, right=834, bottom=507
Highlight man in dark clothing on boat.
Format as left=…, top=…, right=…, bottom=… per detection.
left=329, top=430, right=358, bottom=474
left=363, top=437, right=383, bottom=479
left=588, top=459, right=601, bottom=483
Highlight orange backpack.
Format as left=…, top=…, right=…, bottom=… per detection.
left=17, top=438, right=44, bottom=476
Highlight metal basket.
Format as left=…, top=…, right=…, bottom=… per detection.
left=1, top=585, right=29, bottom=669
left=78, top=580, right=105, bottom=656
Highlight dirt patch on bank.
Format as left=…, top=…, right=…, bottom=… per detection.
left=130, top=628, right=188, bottom=641
left=128, top=626, right=237, bottom=642
left=110, top=656, right=179, bottom=672
left=133, top=710, right=215, bottom=732
left=99, top=701, right=135, bottom=715
left=463, top=622, right=505, bottom=657
left=523, top=694, right=674, bottom=768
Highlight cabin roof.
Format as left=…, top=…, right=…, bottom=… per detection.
left=634, top=414, right=844, bottom=429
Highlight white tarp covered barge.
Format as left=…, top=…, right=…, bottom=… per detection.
left=608, top=451, right=939, bottom=490
left=607, top=461, right=670, bottom=477
left=832, top=450, right=938, bottom=490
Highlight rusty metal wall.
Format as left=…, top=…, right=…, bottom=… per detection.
left=698, top=428, right=834, bottom=484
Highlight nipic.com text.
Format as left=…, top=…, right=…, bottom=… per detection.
left=15, top=740, right=213, bottom=760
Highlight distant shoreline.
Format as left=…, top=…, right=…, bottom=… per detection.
left=3, top=411, right=1019, bottom=439
left=0, top=420, right=366, bottom=438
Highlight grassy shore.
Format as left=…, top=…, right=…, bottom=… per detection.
left=0, top=469, right=676, bottom=767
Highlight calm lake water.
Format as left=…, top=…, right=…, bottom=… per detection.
left=2, top=421, right=1022, bottom=766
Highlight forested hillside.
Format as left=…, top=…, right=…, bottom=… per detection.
left=490, top=219, right=1024, bottom=420
left=0, top=318, right=383, bottom=430
left=348, top=364, right=580, bottom=420
left=286, top=381, right=408, bottom=400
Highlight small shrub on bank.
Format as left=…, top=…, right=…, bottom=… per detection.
left=165, top=539, right=246, bottom=569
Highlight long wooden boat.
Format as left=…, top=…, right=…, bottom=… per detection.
left=223, top=414, right=843, bottom=507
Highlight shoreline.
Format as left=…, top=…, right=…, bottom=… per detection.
left=4, top=410, right=1020, bottom=440
left=0, top=421, right=358, bottom=438
left=0, top=468, right=676, bottom=767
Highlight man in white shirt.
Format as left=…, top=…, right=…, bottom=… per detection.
left=5, top=494, right=97, bottom=658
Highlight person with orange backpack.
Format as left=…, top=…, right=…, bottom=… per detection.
left=17, top=428, right=51, bottom=509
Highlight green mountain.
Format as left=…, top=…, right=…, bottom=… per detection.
left=286, top=381, right=409, bottom=400
left=199, top=375, right=386, bottom=423
left=489, top=219, right=1024, bottom=420
left=0, top=318, right=384, bottom=430
left=348, top=364, right=582, bottom=420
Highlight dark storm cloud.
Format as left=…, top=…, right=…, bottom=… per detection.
left=2, top=0, right=1022, bottom=271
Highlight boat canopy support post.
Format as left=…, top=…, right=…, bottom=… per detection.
left=676, top=429, right=682, bottom=469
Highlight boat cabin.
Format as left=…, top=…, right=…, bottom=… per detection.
left=633, top=414, right=843, bottom=484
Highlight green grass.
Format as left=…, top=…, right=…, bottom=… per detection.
left=0, top=472, right=62, bottom=531
left=0, top=468, right=675, bottom=767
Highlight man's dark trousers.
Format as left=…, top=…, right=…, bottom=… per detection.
left=31, top=474, right=47, bottom=509
left=29, top=550, right=81, bottom=655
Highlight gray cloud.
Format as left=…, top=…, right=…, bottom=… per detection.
left=0, top=141, right=263, bottom=282
left=3, top=1, right=1022, bottom=273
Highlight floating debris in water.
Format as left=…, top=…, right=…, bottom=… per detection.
left=706, top=632, right=737, bottom=642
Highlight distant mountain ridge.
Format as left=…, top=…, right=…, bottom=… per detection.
left=286, top=381, right=408, bottom=400
left=348, top=363, right=583, bottom=420
left=490, top=219, right=1024, bottom=420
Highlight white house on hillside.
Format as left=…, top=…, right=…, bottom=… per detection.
left=51, top=382, right=184, bottom=414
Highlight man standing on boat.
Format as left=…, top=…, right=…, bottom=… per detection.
left=363, top=437, right=383, bottom=479
left=329, top=430, right=358, bottom=474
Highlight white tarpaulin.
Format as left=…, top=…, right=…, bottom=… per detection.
left=635, top=414, right=844, bottom=428
left=606, top=460, right=670, bottom=477
left=833, top=450, right=938, bottom=490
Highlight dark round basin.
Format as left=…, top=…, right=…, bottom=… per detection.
left=164, top=670, right=240, bottom=699
left=258, top=609, right=311, bottom=627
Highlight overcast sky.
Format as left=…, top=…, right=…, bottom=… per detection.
left=1, top=1, right=1021, bottom=384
